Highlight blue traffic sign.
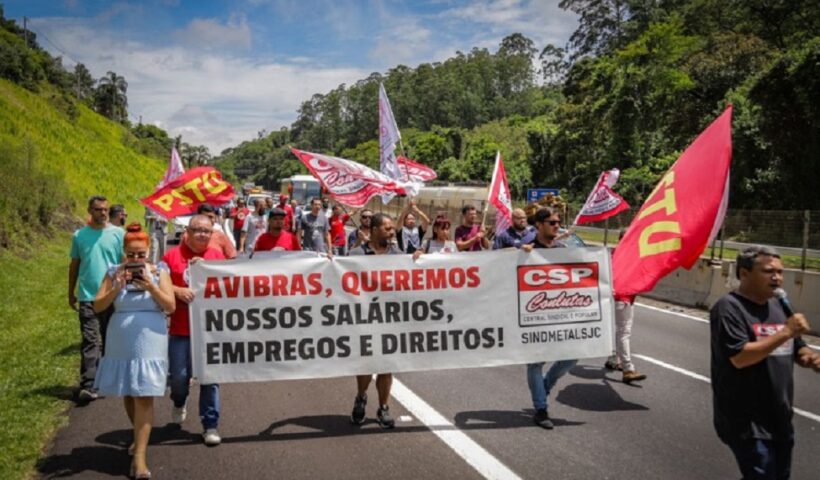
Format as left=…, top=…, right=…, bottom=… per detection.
left=527, top=188, right=560, bottom=203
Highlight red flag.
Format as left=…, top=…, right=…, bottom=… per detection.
left=613, top=106, right=732, bottom=296
left=487, top=151, right=513, bottom=232
left=398, top=156, right=437, bottom=182
left=140, top=166, right=235, bottom=220
left=290, top=148, right=419, bottom=208
left=573, top=169, right=630, bottom=225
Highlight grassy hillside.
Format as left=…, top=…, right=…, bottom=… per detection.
left=0, top=77, right=166, bottom=480
left=0, top=78, right=165, bottom=246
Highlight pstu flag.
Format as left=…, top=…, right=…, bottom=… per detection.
left=612, top=106, right=733, bottom=297
left=488, top=151, right=513, bottom=232
left=158, top=146, right=186, bottom=188
left=141, top=166, right=235, bottom=220
left=573, top=168, right=630, bottom=225
left=290, top=148, right=419, bottom=208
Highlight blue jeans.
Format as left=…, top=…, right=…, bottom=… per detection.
left=526, top=359, right=578, bottom=411
left=727, top=437, right=793, bottom=480
left=168, top=335, right=220, bottom=429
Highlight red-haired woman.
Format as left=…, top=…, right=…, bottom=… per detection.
left=94, top=223, right=175, bottom=479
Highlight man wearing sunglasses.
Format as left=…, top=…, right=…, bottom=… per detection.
left=69, top=195, right=124, bottom=402
left=521, top=207, right=578, bottom=430
left=347, top=209, right=373, bottom=250
left=163, top=214, right=227, bottom=446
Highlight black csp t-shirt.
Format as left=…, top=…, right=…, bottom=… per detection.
left=710, top=292, right=806, bottom=442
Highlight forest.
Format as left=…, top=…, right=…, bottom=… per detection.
left=216, top=0, right=819, bottom=210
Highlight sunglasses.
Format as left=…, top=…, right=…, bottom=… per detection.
left=126, top=252, right=148, bottom=259
left=548, top=220, right=561, bottom=226
left=361, top=215, right=373, bottom=219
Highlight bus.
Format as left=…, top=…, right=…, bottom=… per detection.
left=280, top=174, right=322, bottom=205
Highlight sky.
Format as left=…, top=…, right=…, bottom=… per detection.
left=5, top=1, right=578, bottom=155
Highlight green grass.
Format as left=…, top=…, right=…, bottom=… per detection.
left=575, top=231, right=820, bottom=271
left=0, top=232, right=79, bottom=480
left=0, top=78, right=170, bottom=479
left=0, top=78, right=165, bottom=220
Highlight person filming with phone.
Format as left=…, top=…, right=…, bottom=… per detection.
left=92, top=223, right=175, bottom=479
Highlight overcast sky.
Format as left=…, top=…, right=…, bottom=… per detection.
left=6, top=1, right=578, bottom=155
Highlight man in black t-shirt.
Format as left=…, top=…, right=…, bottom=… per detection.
left=349, top=213, right=402, bottom=429
left=710, top=245, right=820, bottom=479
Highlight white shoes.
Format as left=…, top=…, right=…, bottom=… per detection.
left=203, top=428, right=221, bottom=446
left=171, top=404, right=187, bottom=424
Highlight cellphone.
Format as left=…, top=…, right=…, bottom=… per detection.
left=125, top=263, right=145, bottom=284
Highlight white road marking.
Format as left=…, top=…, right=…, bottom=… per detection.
left=391, top=379, right=522, bottom=480
left=635, top=302, right=709, bottom=324
left=633, top=354, right=820, bottom=424
left=635, top=302, right=820, bottom=351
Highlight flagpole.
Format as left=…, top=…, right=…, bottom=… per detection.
left=482, top=151, right=501, bottom=229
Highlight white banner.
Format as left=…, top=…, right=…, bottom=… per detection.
left=189, top=248, right=615, bottom=384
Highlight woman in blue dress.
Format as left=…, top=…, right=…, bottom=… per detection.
left=94, top=223, right=175, bottom=479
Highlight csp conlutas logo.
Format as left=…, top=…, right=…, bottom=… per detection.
left=517, top=263, right=602, bottom=327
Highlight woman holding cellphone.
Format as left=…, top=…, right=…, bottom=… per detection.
left=93, top=223, right=175, bottom=479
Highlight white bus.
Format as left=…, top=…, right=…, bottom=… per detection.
left=280, top=174, right=322, bottom=205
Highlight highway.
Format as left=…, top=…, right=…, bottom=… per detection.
left=38, top=299, right=820, bottom=479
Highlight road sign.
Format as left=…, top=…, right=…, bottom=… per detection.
left=527, top=188, right=560, bottom=203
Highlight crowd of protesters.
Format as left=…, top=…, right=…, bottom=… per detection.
left=68, top=193, right=819, bottom=479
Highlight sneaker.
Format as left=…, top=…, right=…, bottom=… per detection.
left=533, top=409, right=554, bottom=429
left=171, top=404, right=187, bottom=424
left=203, top=428, right=221, bottom=446
left=376, top=405, right=395, bottom=429
left=77, top=389, right=99, bottom=402
left=623, top=371, right=647, bottom=384
left=351, top=394, right=367, bottom=425
left=604, top=360, right=622, bottom=371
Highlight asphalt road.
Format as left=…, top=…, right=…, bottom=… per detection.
left=38, top=301, right=820, bottom=480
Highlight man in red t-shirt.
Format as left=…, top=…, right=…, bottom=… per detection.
left=276, top=194, right=294, bottom=232
left=229, top=198, right=249, bottom=247
left=329, top=204, right=351, bottom=256
left=253, top=208, right=301, bottom=252
left=163, top=214, right=226, bottom=446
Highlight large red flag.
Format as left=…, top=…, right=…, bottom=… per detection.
left=290, top=148, right=419, bottom=208
left=487, top=151, right=513, bottom=232
left=613, top=106, right=732, bottom=296
left=140, top=166, right=235, bottom=220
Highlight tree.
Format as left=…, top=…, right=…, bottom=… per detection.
left=559, top=0, right=633, bottom=59
left=539, top=44, right=569, bottom=85
left=181, top=144, right=211, bottom=167
left=95, top=71, right=128, bottom=122
left=72, top=63, right=95, bottom=103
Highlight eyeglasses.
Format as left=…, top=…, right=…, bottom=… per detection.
left=188, top=227, right=212, bottom=235
left=126, top=252, right=148, bottom=259
left=361, top=215, right=373, bottom=219
left=548, top=220, right=561, bottom=226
